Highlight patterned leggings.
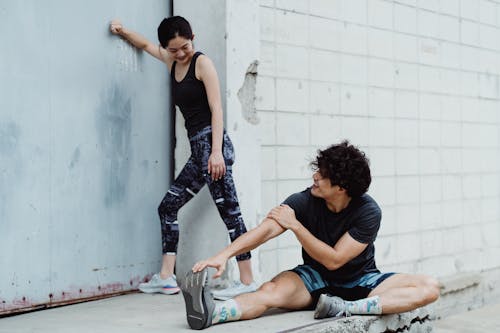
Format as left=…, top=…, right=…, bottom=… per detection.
left=158, top=126, right=251, bottom=261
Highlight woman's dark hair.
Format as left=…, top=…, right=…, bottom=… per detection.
left=157, top=16, right=193, bottom=48
left=311, top=140, right=371, bottom=198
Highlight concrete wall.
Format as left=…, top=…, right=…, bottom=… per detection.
left=256, top=0, right=500, bottom=300
left=0, top=0, right=171, bottom=313
left=172, top=0, right=262, bottom=283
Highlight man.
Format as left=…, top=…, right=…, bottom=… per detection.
left=179, top=141, right=440, bottom=330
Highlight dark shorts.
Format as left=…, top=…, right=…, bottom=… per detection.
left=290, top=264, right=396, bottom=307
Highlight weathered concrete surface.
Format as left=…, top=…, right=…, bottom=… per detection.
left=0, top=292, right=498, bottom=333
left=289, top=307, right=432, bottom=333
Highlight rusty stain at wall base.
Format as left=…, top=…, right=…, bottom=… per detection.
left=0, top=275, right=149, bottom=317
left=237, top=60, right=260, bottom=125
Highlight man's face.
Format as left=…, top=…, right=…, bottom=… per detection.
left=310, top=171, right=341, bottom=200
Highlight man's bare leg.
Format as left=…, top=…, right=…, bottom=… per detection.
left=212, top=271, right=312, bottom=324
left=368, top=274, right=440, bottom=314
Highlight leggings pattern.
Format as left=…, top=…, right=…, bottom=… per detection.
left=158, top=127, right=251, bottom=261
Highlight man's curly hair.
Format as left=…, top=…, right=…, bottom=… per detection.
left=311, top=140, right=371, bottom=198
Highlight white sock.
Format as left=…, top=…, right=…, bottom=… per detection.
left=212, top=299, right=242, bottom=324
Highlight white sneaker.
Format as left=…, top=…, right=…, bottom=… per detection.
left=138, top=273, right=180, bottom=295
left=211, top=281, right=257, bottom=300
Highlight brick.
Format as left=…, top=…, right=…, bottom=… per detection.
left=420, top=202, right=442, bottom=230
left=419, top=38, right=440, bottom=66
left=340, top=23, right=368, bottom=55
left=464, top=224, right=482, bottom=250
left=260, top=7, right=275, bottom=42
left=440, top=0, right=460, bottom=17
left=341, top=54, right=367, bottom=85
left=368, top=28, right=394, bottom=59
left=441, top=148, right=461, bottom=173
left=375, top=236, right=399, bottom=265
left=259, top=250, right=279, bottom=281
left=419, top=120, right=441, bottom=147
left=439, top=14, right=460, bottom=42
left=261, top=147, right=277, bottom=180
left=479, top=73, right=500, bottom=99
left=419, top=0, right=440, bottom=11
left=441, top=122, right=461, bottom=147
left=420, top=175, right=442, bottom=203
left=277, top=179, right=313, bottom=202
left=396, top=204, right=421, bottom=233
left=343, top=0, right=367, bottom=24
left=419, top=93, right=441, bottom=120
left=341, top=116, right=370, bottom=146
left=396, top=176, right=420, bottom=204
left=396, top=147, right=419, bottom=174
left=275, top=10, right=308, bottom=46
left=421, top=229, right=444, bottom=258
left=460, top=0, right=480, bottom=21
left=276, top=113, right=310, bottom=145
left=395, top=91, right=419, bottom=119
left=368, top=0, right=394, bottom=30
left=258, top=111, right=276, bottom=145
left=463, top=199, right=481, bottom=224
left=340, top=84, right=368, bottom=116
left=461, top=45, right=481, bottom=72
left=276, top=147, right=313, bottom=179
left=309, top=81, right=341, bottom=115
left=440, top=69, right=460, bottom=95
left=481, top=174, right=499, bottom=197
left=370, top=147, right=396, bottom=176
left=378, top=205, right=397, bottom=235
left=462, top=148, right=482, bottom=173
left=441, top=96, right=461, bottom=121
left=443, top=175, right=463, bottom=200
left=461, top=20, right=480, bottom=46
left=310, top=114, right=342, bottom=146
left=440, top=42, right=461, bottom=69
left=419, top=148, right=441, bottom=174
left=309, top=49, right=340, bottom=81
left=368, top=87, right=395, bottom=118
left=442, top=201, right=464, bottom=227
left=393, top=33, right=418, bottom=63
left=479, top=100, right=500, bottom=123
left=482, top=222, right=500, bottom=247
left=309, top=0, right=342, bottom=21
left=419, top=66, right=441, bottom=93
left=276, top=78, right=309, bottom=112
left=461, top=97, right=479, bottom=122
left=370, top=177, right=396, bottom=205
left=418, top=9, right=440, bottom=38
left=310, top=17, right=342, bottom=52
left=276, top=44, right=308, bottom=78
left=394, top=62, right=419, bottom=90
left=480, top=25, right=500, bottom=50
left=259, top=41, right=275, bottom=76
left=397, top=233, right=421, bottom=261
left=442, top=227, right=464, bottom=254
left=256, top=76, right=275, bottom=111
left=261, top=180, right=278, bottom=214
left=277, top=247, right=302, bottom=271
left=368, top=58, right=395, bottom=88
left=394, top=4, right=417, bottom=34
left=481, top=197, right=500, bottom=222
left=369, top=118, right=395, bottom=146
left=276, top=0, right=309, bottom=13
left=462, top=174, right=482, bottom=199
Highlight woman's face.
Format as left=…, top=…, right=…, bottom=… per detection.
left=163, top=35, right=194, bottom=65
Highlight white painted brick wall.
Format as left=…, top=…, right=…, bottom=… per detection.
left=256, top=0, right=500, bottom=282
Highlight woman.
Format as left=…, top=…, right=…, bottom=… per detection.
left=110, top=16, right=255, bottom=299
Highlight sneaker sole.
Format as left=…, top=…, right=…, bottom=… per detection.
left=314, top=294, right=329, bottom=319
left=180, top=269, right=214, bottom=330
left=161, top=287, right=180, bottom=295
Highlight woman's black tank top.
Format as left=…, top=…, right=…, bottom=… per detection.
left=171, top=52, right=212, bottom=137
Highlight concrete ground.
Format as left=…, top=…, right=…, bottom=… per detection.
left=0, top=292, right=498, bottom=333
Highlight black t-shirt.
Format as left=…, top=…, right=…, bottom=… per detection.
left=171, top=52, right=212, bottom=138
left=283, top=188, right=381, bottom=283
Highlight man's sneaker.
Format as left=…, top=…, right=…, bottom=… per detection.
left=314, top=294, right=350, bottom=319
left=211, top=281, right=258, bottom=300
left=180, top=268, right=215, bottom=330
left=138, top=273, right=180, bottom=295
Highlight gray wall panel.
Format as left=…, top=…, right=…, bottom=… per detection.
left=0, top=0, right=171, bottom=313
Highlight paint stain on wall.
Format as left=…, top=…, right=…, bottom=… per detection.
left=68, top=147, right=81, bottom=169
left=95, top=85, right=132, bottom=207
